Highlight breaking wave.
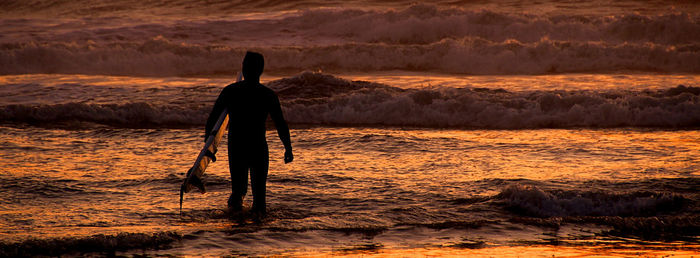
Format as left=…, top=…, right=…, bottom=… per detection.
left=498, top=184, right=688, bottom=217
left=0, top=232, right=181, bottom=257
left=498, top=182, right=700, bottom=240
left=276, top=73, right=700, bottom=128
left=1, top=72, right=699, bottom=128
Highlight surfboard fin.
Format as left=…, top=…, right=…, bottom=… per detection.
left=179, top=184, right=184, bottom=215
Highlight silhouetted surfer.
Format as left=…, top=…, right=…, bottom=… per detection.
left=205, top=51, right=293, bottom=215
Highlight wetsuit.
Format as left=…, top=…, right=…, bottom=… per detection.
left=204, top=52, right=292, bottom=213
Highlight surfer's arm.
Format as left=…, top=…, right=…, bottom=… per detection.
left=270, top=93, right=293, bottom=162
left=204, top=88, right=228, bottom=141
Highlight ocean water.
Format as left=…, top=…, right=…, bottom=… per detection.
left=1, top=0, right=699, bottom=256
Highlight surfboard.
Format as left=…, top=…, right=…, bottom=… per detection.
left=179, top=108, right=228, bottom=212
left=180, top=73, right=241, bottom=213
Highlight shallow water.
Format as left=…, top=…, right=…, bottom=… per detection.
left=0, top=71, right=698, bottom=257
left=1, top=124, right=698, bottom=256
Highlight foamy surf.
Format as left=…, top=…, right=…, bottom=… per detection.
left=1, top=3, right=699, bottom=76
left=1, top=72, right=698, bottom=128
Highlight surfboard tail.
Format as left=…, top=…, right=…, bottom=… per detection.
left=180, top=71, right=237, bottom=213
left=180, top=167, right=207, bottom=214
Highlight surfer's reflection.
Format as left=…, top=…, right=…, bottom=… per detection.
left=205, top=51, right=294, bottom=215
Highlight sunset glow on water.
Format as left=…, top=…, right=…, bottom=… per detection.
left=1, top=0, right=699, bottom=256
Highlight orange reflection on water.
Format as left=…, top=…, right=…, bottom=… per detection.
left=291, top=244, right=700, bottom=257
left=1, top=125, right=698, bottom=246
left=283, top=127, right=700, bottom=186
left=0, top=74, right=282, bottom=88
left=345, top=72, right=700, bottom=91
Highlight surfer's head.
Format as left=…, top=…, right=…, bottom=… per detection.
left=242, top=51, right=264, bottom=81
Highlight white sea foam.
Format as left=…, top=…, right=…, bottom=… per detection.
left=1, top=4, right=698, bottom=76
left=1, top=73, right=698, bottom=128
left=499, top=184, right=686, bottom=217
left=273, top=72, right=700, bottom=128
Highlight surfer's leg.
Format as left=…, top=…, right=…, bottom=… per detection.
left=250, top=155, right=269, bottom=214
left=228, top=158, right=248, bottom=211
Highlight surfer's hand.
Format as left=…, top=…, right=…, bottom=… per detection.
left=284, top=149, right=294, bottom=163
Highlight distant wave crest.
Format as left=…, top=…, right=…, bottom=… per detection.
left=0, top=102, right=208, bottom=127
left=2, top=37, right=698, bottom=76
left=1, top=4, right=699, bottom=76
